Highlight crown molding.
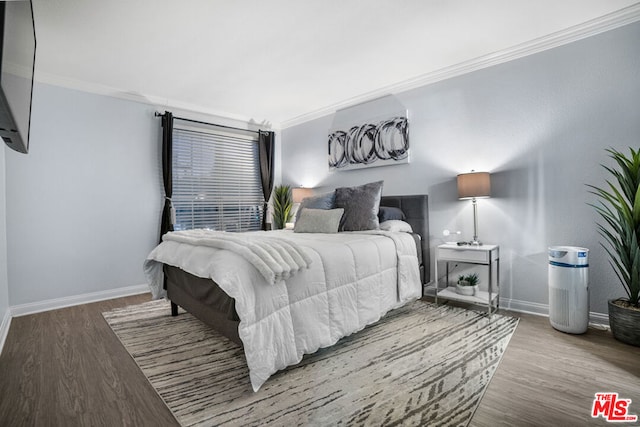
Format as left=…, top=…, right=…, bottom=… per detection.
left=280, top=3, right=640, bottom=129
left=34, top=4, right=640, bottom=132
left=34, top=71, right=281, bottom=130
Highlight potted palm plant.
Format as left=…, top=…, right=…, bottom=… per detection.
left=272, top=185, right=293, bottom=230
left=589, top=147, right=640, bottom=346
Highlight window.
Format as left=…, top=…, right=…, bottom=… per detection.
left=172, top=124, right=264, bottom=232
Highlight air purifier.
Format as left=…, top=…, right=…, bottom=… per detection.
left=548, top=246, right=589, bottom=334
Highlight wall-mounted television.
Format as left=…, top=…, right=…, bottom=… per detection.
left=0, top=0, right=36, bottom=154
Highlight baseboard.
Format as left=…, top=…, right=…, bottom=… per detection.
left=499, top=297, right=609, bottom=328
left=10, top=284, right=149, bottom=318
left=0, top=308, right=12, bottom=356
left=588, top=311, right=610, bottom=328
left=499, top=297, right=549, bottom=317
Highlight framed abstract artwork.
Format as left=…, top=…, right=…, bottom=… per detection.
left=328, top=105, right=409, bottom=171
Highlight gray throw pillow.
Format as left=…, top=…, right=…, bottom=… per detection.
left=294, top=208, right=344, bottom=233
left=295, top=191, right=336, bottom=221
left=334, top=181, right=384, bottom=231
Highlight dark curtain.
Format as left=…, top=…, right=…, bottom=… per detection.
left=159, top=111, right=174, bottom=242
left=258, top=130, right=275, bottom=230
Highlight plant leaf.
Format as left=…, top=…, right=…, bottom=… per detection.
left=588, top=147, right=640, bottom=307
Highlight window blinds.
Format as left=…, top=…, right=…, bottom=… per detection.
left=172, top=125, right=264, bottom=232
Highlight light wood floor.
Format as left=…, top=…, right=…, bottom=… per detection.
left=1, top=294, right=639, bottom=426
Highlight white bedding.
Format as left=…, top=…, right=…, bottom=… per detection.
left=143, top=229, right=422, bottom=391
left=161, top=229, right=313, bottom=285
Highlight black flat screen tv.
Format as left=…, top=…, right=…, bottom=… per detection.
left=0, top=0, right=36, bottom=154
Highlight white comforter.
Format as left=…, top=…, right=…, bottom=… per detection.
left=143, top=229, right=422, bottom=391
left=161, top=229, right=313, bottom=285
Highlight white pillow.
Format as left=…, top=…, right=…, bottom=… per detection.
left=379, top=220, right=413, bottom=233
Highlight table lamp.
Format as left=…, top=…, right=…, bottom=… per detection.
left=292, top=187, right=313, bottom=204
left=457, top=171, right=491, bottom=245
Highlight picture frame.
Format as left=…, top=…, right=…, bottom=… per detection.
left=328, top=97, right=409, bottom=171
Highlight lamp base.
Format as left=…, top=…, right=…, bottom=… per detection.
left=470, top=198, right=483, bottom=246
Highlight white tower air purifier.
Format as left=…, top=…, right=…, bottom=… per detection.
left=548, top=246, right=589, bottom=334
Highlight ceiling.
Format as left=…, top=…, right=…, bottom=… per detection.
left=33, top=0, right=640, bottom=128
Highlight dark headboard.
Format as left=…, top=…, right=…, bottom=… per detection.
left=380, top=195, right=430, bottom=285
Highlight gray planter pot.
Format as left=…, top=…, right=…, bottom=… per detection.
left=608, top=299, right=640, bottom=347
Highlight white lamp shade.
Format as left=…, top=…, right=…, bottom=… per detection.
left=457, top=172, right=491, bottom=199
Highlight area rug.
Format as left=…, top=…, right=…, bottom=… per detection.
left=103, top=300, right=518, bottom=426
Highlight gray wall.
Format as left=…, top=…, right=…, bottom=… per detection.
left=3, top=82, right=269, bottom=308
left=5, top=83, right=162, bottom=305
left=2, top=21, right=638, bottom=317
left=281, top=22, right=640, bottom=316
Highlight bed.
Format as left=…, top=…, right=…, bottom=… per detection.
left=144, top=192, right=429, bottom=391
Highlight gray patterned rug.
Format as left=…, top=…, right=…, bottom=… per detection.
left=103, top=299, right=518, bottom=426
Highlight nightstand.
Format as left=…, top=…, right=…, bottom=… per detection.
left=433, top=243, right=500, bottom=316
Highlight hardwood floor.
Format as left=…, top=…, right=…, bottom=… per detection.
left=470, top=307, right=640, bottom=427
left=1, top=294, right=639, bottom=426
left=0, top=294, right=178, bottom=427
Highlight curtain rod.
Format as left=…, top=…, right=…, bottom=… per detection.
left=154, top=111, right=261, bottom=135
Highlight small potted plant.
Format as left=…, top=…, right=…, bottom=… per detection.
left=271, top=185, right=293, bottom=230
left=456, top=273, right=479, bottom=296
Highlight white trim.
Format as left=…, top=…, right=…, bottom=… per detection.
left=33, top=5, right=640, bottom=132
left=0, top=284, right=612, bottom=356
left=499, top=297, right=549, bottom=317
left=173, top=122, right=258, bottom=141
left=280, top=4, right=640, bottom=128
left=588, top=311, right=610, bottom=328
left=499, top=297, right=610, bottom=328
left=10, top=284, right=149, bottom=318
left=0, top=309, right=12, bottom=356
left=33, top=71, right=279, bottom=131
